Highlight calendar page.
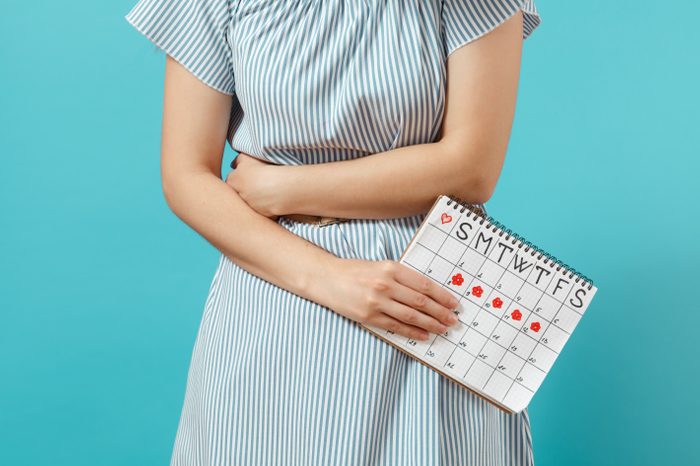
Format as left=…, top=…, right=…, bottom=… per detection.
left=362, top=195, right=598, bottom=413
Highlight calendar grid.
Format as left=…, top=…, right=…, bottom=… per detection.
left=458, top=246, right=514, bottom=388
left=427, top=210, right=491, bottom=381
left=414, top=207, right=542, bottom=398
left=454, top=216, right=550, bottom=401
left=370, top=195, right=597, bottom=413
left=438, top=224, right=583, bottom=345
left=501, top=275, right=551, bottom=400
left=453, top=240, right=579, bottom=340
left=480, top=250, right=536, bottom=395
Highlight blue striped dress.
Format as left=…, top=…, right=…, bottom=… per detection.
left=124, top=1, right=542, bottom=464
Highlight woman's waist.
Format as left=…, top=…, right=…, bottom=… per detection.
left=281, top=210, right=427, bottom=227
left=277, top=212, right=429, bottom=262
left=279, top=211, right=428, bottom=233
left=282, top=212, right=350, bottom=227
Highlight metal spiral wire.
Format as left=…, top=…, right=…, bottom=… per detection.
left=446, top=195, right=593, bottom=290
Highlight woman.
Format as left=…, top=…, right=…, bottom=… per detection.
left=124, top=0, right=541, bottom=464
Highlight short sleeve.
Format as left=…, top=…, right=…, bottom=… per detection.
left=441, top=0, right=542, bottom=58
left=124, top=0, right=236, bottom=95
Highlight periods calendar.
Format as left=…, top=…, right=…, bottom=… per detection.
left=362, top=194, right=598, bottom=413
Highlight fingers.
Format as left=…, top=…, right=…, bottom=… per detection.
left=393, top=263, right=459, bottom=313
left=381, top=298, right=451, bottom=335
left=390, top=281, right=459, bottom=328
left=368, top=313, right=432, bottom=341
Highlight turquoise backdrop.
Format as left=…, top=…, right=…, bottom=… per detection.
left=1, top=1, right=697, bottom=465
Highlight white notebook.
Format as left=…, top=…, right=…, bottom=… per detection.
left=362, top=194, right=598, bottom=413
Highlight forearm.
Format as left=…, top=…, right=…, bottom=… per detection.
left=276, top=140, right=489, bottom=220
left=163, top=169, right=341, bottom=307
left=272, top=10, right=524, bottom=221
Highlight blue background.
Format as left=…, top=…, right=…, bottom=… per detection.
left=1, top=1, right=697, bottom=465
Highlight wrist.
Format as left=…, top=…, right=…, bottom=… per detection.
left=300, top=251, right=343, bottom=308
left=271, top=165, right=310, bottom=216
left=272, top=165, right=299, bottom=215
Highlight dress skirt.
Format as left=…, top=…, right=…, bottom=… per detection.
left=170, top=214, right=535, bottom=466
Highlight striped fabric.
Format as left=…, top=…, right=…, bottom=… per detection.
left=125, top=1, right=541, bottom=465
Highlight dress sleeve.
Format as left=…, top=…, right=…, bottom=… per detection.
left=124, top=0, right=236, bottom=95
left=441, top=0, right=542, bottom=58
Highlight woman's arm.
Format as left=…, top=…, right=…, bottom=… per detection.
left=241, top=10, right=524, bottom=220
left=161, top=55, right=336, bottom=297
left=159, top=55, right=339, bottom=301
left=157, top=55, right=459, bottom=340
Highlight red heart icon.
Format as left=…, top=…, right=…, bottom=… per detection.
left=441, top=213, right=452, bottom=224
left=530, top=322, right=541, bottom=332
left=471, top=286, right=483, bottom=297
left=451, top=273, right=464, bottom=286
left=492, top=297, right=503, bottom=309
left=511, top=309, right=522, bottom=321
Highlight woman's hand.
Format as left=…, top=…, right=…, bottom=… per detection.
left=225, top=152, right=288, bottom=219
left=318, top=258, right=461, bottom=341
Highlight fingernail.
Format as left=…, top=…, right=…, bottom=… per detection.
left=450, top=298, right=459, bottom=308
left=448, top=314, right=459, bottom=325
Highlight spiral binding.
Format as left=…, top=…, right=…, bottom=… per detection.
left=445, top=195, right=593, bottom=290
